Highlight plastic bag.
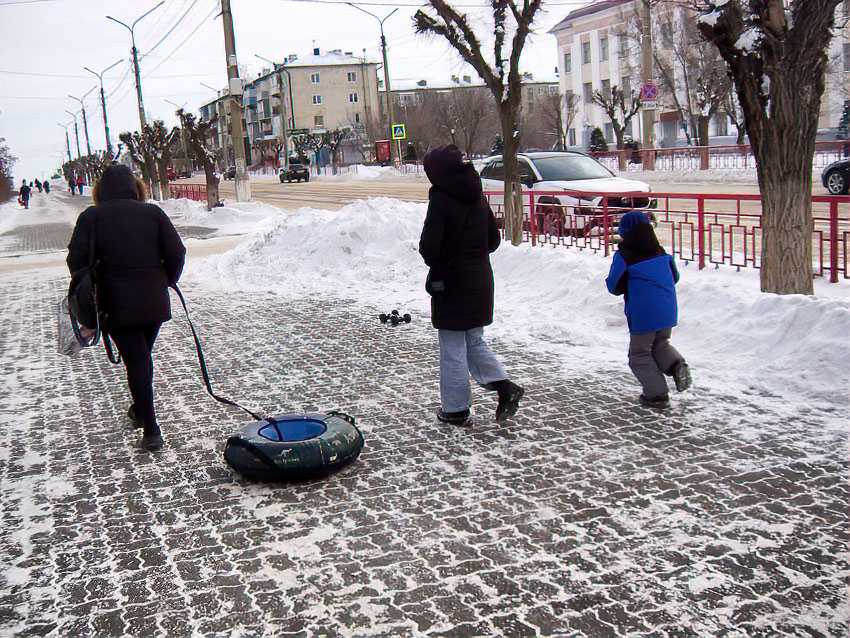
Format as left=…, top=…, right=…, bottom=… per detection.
left=57, top=297, right=82, bottom=357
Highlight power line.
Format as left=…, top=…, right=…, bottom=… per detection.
left=0, top=69, right=91, bottom=78
left=143, top=0, right=200, bottom=57
left=144, top=6, right=219, bottom=78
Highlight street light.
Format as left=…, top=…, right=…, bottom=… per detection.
left=84, top=59, right=122, bottom=156
left=347, top=3, right=398, bottom=164
left=106, top=1, right=164, bottom=130
left=68, top=86, right=97, bottom=156
left=64, top=109, right=81, bottom=159
left=255, top=54, right=291, bottom=171
left=57, top=122, right=73, bottom=163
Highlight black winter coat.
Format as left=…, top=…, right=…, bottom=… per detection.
left=419, top=165, right=501, bottom=331
left=67, top=199, right=186, bottom=330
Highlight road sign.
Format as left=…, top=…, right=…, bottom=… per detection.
left=392, top=124, right=406, bottom=140
left=640, top=81, right=658, bottom=101
left=642, top=101, right=658, bottom=110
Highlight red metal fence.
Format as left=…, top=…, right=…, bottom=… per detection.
left=169, top=183, right=207, bottom=201
left=485, top=189, right=850, bottom=283
left=590, top=141, right=849, bottom=172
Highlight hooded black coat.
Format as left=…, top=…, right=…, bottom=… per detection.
left=67, top=165, right=186, bottom=330
left=419, top=145, right=501, bottom=331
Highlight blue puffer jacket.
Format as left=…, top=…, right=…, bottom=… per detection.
left=606, top=251, right=679, bottom=334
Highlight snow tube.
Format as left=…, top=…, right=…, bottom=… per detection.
left=224, top=411, right=364, bottom=482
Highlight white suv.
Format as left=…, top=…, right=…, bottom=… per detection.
left=479, top=151, right=653, bottom=237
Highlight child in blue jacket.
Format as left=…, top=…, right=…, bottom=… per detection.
left=606, top=211, right=691, bottom=408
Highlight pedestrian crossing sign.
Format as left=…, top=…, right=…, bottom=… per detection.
left=392, top=124, right=406, bottom=140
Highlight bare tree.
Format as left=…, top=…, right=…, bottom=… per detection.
left=119, top=131, right=159, bottom=199
left=696, top=0, right=843, bottom=294
left=182, top=113, right=221, bottom=211
left=319, top=128, right=352, bottom=174
left=290, top=133, right=321, bottom=166
left=0, top=138, right=16, bottom=203
left=592, top=86, right=643, bottom=169
left=414, top=0, right=544, bottom=245
left=145, top=121, right=180, bottom=200
left=538, top=92, right=579, bottom=151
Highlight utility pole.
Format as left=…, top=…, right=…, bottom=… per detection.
left=65, top=109, right=81, bottom=159
left=640, top=0, right=656, bottom=170
left=221, top=0, right=251, bottom=201
left=85, top=60, right=122, bottom=156
left=107, top=2, right=164, bottom=131
left=348, top=4, right=398, bottom=165
left=256, top=54, right=290, bottom=172
left=68, top=87, right=96, bottom=156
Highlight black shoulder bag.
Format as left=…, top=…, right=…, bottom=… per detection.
left=425, top=203, right=473, bottom=298
left=67, top=216, right=121, bottom=364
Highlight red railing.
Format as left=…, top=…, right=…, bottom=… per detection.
left=590, top=141, right=850, bottom=172
left=169, top=183, right=207, bottom=201
left=485, top=189, right=850, bottom=283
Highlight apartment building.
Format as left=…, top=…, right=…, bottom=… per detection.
left=199, top=48, right=380, bottom=167
left=550, top=0, right=850, bottom=150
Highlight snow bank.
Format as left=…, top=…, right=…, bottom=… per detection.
left=190, top=197, right=850, bottom=415
left=159, top=198, right=286, bottom=237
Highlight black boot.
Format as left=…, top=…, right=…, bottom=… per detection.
left=127, top=404, right=143, bottom=428
left=436, top=408, right=473, bottom=427
left=487, top=380, right=525, bottom=422
left=640, top=394, right=670, bottom=409
left=141, top=426, right=164, bottom=451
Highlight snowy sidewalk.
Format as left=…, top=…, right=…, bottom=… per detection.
left=0, top=234, right=848, bottom=636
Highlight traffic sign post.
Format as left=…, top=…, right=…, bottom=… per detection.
left=392, top=124, right=406, bottom=140
left=640, top=81, right=658, bottom=102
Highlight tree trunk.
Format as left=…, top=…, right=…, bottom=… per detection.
left=697, top=116, right=711, bottom=170
left=615, top=128, right=626, bottom=171
left=204, top=168, right=220, bottom=211
left=500, top=107, right=523, bottom=246
left=157, top=158, right=170, bottom=199
left=143, top=155, right=161, bottom=201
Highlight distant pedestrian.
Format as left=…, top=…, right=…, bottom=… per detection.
left=419, top=144, right=524, bottom=427
left=76, top=175, right=86, bottom=196
left=35, top=179, right=42, bottom=193
left=43, top=181, right=50, bottom=194
left=18, top=180, right=31, bottom=209
left=68, top=178, right=76, bottom=195
left=605, top=211, right=691, bottom=409
left=66, top=165, right=186, bottom=451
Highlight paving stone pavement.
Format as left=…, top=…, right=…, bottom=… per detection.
left=0, top=222, right=848, bottom=637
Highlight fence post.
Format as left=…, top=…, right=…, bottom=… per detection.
left=602, top=195, right=610, bottom=257
left=698, top=196, right=706, bottom=270
left=830, top=199, right=839, bottom=283
left=529, top=192, right=536, bottom=247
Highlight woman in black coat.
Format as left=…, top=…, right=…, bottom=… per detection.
left=67, top=165, right=186, bottom=451
left=419, top=145, right=523, bottom=426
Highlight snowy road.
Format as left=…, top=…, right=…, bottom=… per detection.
left=0, top=188, right=847, bottom=637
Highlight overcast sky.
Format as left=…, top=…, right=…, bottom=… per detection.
left=0, top=0, right=591, bottom=181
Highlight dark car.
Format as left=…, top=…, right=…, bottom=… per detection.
left=821, top=158, right=850, bottom=195
left=223, top=165, right=236, bottom=180
left=279, top=163, right=310, bottom=183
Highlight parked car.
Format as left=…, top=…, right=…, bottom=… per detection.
left=279, top=163, right=310, bottom=183
left=223, top=165, right=236, bottom=180
left=821, top=158, right=850, bottom=195
left=478, top=151, right=654, bottom=237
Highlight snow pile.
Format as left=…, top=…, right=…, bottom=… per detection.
left=190, top=197, right=850, bottom=415
left=315, top=164, right=425, bottom=182
left=160, top=198, right=286, bottom=237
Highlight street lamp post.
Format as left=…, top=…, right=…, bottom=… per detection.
left=65, top=109, right=81, bottom=159
left=106, top=2, right=164, bottom=131
left=255, top=54, right=290, bottom=172
left=68, top=87, right=96, bottom=156
left=347, top=3, right=398, bottom=165
left=84, top=60, right=122, bottom=156
left=57, top=122, right=72, bottom=163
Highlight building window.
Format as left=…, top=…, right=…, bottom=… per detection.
left=601, top=79, right=611, bottom=98
left=604, top=123, right=614, bottom=143
left=714, top=113, right=728, bottom=136
left=347, top=71, right=357, bottom=82
left=564, top=52, right=571, bottom=73
left=311, top=73, right=320, bottom=83
left=625, top=120, right=633, bottom=137
left=582, top=41, right=591, bottom=64
left=355, top=113, right=360, bottom=123
left=844, top=43, right=850, bottom=72
left=583, top=82, right=593, bottom=103
left=312, top=95, right=322, bottom=105
left=621, top=77, right=631, bottom=99
left=661, top=22, right=673, bottom=46
left=314, top=114, right=324, bottom=127
left=600, top=37, right=609, bottom=62
left=349, top=93, right=358, bottom=103
left=568, top=128, right=576, bottom=146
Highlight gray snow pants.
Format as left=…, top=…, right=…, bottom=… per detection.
left=628, top=328, right=682, bottom=398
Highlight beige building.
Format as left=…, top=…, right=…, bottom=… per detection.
left=199, top=48, right=380, bottom=167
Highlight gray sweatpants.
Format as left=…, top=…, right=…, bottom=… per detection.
left=628, top=328, right=682, bottom=398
